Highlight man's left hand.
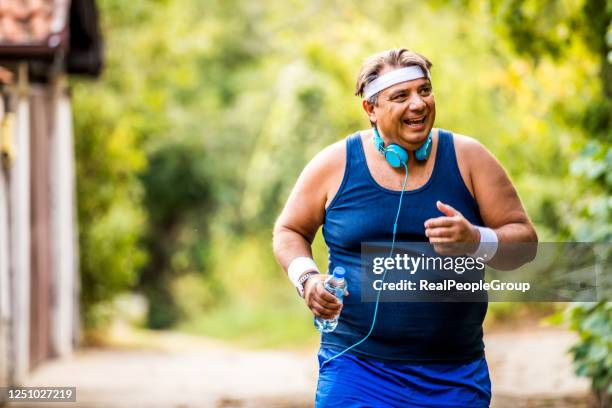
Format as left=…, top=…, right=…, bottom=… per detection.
left=424, top=201, right=480, bottom=255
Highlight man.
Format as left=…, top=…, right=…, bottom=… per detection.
left=273, top=48, right=537, bottom=407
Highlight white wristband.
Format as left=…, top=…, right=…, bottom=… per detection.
left=288, top=257, right=319, bottom=287
left=468, top=226, right=498, bottom=262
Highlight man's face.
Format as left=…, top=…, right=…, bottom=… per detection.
left=368, top=66, right=436, bottom=150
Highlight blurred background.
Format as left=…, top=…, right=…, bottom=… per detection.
left=0, top=0, right=610, bottom=407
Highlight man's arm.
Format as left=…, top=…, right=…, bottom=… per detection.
left=465, top=138, right=538, bottom=269
left=273, top=141, right=346, bottom=318
left=273, top=142, right=340, bottom=269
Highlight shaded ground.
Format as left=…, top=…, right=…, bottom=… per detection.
left=8, top=325, right=595, bottom=408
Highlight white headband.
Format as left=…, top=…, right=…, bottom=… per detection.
left=363, top=66, right=430, bottom=99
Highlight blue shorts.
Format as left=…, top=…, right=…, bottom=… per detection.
left=315, top=348, right=491, bottom=408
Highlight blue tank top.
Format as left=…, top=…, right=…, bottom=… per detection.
left=321, top=129, right=488, bottom=362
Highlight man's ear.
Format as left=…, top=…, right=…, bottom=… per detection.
left=362, top=99, right=377, bottom=124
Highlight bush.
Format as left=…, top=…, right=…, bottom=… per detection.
left=72, top=82, right=148, bottom=329
left=567, top=301, right=612, bottom=406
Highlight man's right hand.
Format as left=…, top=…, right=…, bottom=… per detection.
left=303, top=274, right=347, bottom=319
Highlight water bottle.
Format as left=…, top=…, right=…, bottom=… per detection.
left=314, top=266, right=347, bottom=333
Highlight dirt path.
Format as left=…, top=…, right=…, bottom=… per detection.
left=485, top=328, right=594, bottom=408
left=10, top=326, right=593, bottom=408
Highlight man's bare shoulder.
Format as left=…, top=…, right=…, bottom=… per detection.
left=304, top=138, right=347, bottom=177
left=451, top=132, right=496, bottom=164
left=295, top=137, right=349, bottom=209
left=451, top=131, right=510, bottom=188
left=452, top=132, right=485, bottom=152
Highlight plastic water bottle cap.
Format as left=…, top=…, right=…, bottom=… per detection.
left=332, top=266, right=345, bottom=278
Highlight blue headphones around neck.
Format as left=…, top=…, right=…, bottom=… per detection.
left=373, top=127, right=433, bottom=168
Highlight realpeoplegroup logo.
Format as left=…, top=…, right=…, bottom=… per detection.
left=372, top=278, right=531, bottom=293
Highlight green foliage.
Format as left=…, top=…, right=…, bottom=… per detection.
left=141, top=140, right=212, bottom=227
left=174, top=233, right=322, bottom=347
left=171, top=274, right=218, bottom=322
left=177, top=300, right=317, bottom=349
left=139, top=138, right=216, bottom=328
left=568, top=140, right=612, bottom=241
left=72, top=80, right=147, bottom=328
left=567, top=302, right=612, bottom=402
left=486, top=0, right=612, bottom=402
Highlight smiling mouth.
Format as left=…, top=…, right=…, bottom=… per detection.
left=403, top=116, right=427, bottom=125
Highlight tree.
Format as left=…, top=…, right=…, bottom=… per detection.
left=488, top=0, right=611, bottom=402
